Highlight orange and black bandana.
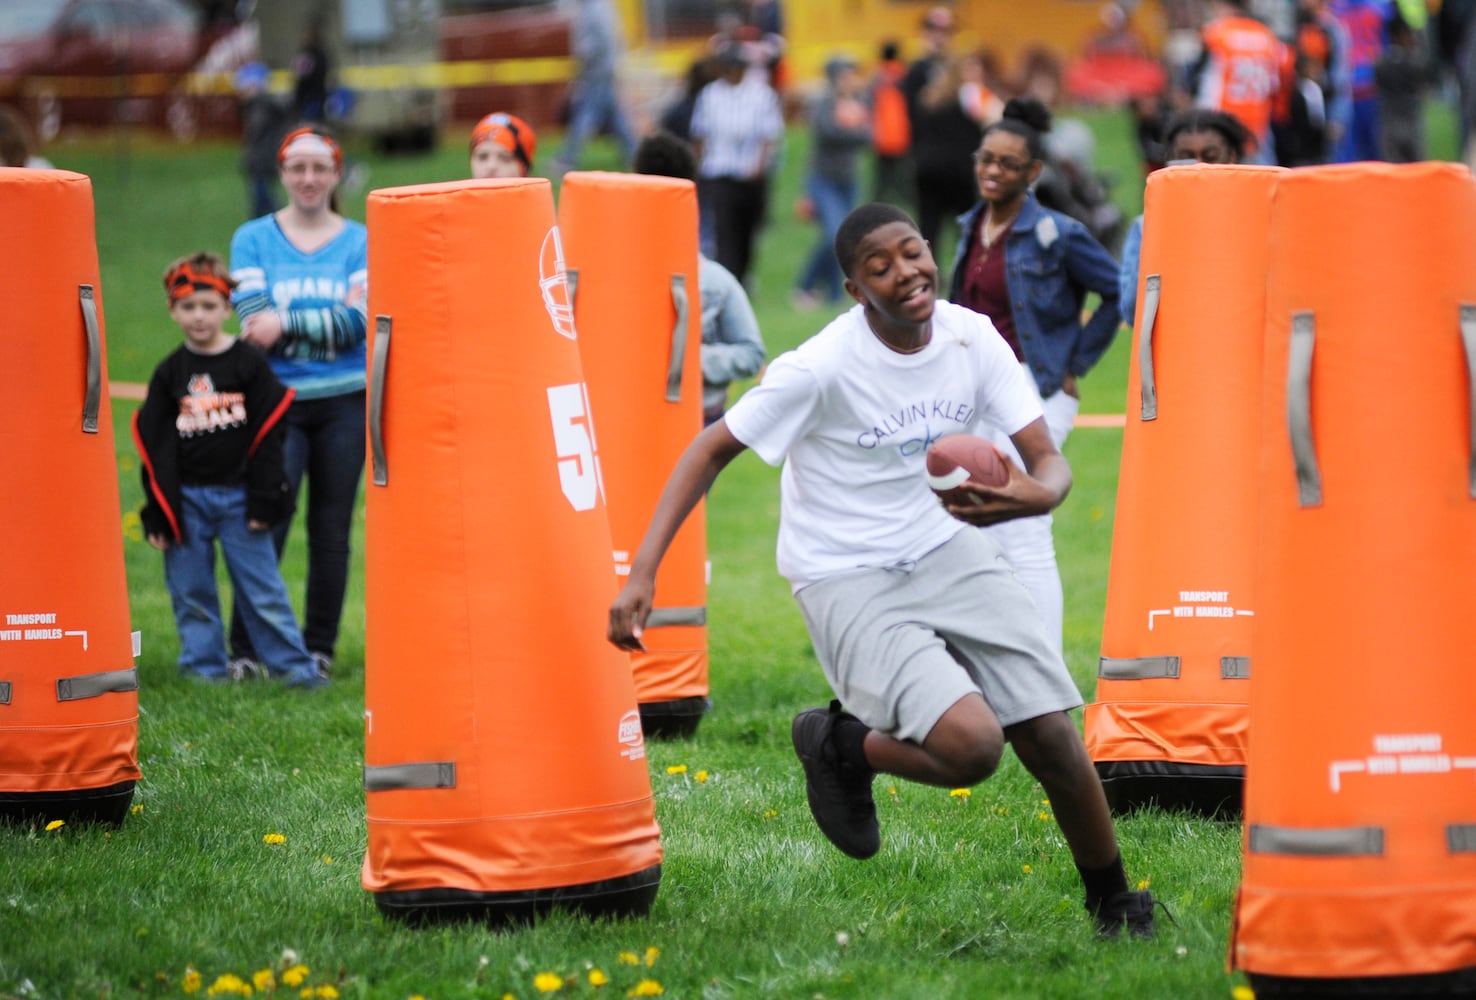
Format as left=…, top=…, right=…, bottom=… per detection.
left=165, top=262, right=233, bottom=304
left=278, top=127, right=343, bottom=168
left=469, top=112, right=536, bottom=171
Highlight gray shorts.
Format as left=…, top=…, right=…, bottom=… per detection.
left=794, top=528, right=1083, bottom=744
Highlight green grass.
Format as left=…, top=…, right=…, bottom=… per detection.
left=9, top=101, right=1463, bottom=998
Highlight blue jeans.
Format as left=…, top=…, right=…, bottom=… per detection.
left=558, top=76, right=637, bottom=167
left=795, top=174, right=857, bottom=301
left=231, top=390, right=366, bottom=661
left=166, top=485, right=318, bottom=685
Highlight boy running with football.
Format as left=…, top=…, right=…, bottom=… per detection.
left=607, top=202, right=1155, bottom=938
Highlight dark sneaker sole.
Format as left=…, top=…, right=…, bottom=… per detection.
left=791, top=708, right=880, bottom=860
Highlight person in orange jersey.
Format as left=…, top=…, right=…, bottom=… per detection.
left=469, top=112, right=538, bottom=179
left=133, top=253, right=325, bottom=689
left=1192, top=0, right=1294, bottom=164
left=226, top=126, right=368, bottom=683
left=609, top=202, right=1157, bottom=939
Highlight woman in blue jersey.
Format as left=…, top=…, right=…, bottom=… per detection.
left=227, top=126, right=368, bottom=681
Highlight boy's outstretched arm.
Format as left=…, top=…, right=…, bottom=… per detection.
left=608, top=419, right=748, bottom=651
left=944, top=417, right=1072, bottom=526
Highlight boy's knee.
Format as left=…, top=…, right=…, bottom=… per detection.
left=945, top=731, right=1005, bottom=786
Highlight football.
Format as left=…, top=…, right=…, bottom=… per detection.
left=925, top=434, right=1008, bottom=496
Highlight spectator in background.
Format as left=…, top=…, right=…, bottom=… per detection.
left=947, top=98, right=1120, bottom=658
left=903, top=6, right=983, bottom=252
left=0, top=104, right=50, bottom=168
left=660, top=56, right=720, bottom=145
left=554, top=0, right=639, bottom=173
left=468, top=112, right=537, bottom=178
left=1374, top=14, right=1429, bottom=161
left=1294, top=0, right=1353, bottom=157
left=632, top=130, right=767, bottom=426
left=1193, top=0, right=1293, bottom=164
left=1436, top=0, right=1476, bottom=166
left=792, top=54, right=873, bottom=310
left=1329, top=0, right=1394, bottom=162
left=689, top=44, right=784, bottom=288
left=236, top=62, right=288, bottom=219
left=869, top=40, right=913, bottom=206
left=1118, top=109, right=1254, bottom=328
left=292, top=20, right=330, bottom=124
left=1275, top=51, right=1331, bottom=165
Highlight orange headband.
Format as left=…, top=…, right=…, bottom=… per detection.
left=277, top=127, right=343, bottom=168
left=165, top=262, right=233, bottom=304
left=469, top=112, right=537, bottom=171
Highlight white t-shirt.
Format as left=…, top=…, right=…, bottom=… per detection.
left=724, top=300, right=1043, bottom=590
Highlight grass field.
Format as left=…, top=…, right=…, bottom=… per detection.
left=0, top=102, right=1460, bottom=999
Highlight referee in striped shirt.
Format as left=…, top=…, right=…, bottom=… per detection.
left=690, top=44, right=786, bottom=288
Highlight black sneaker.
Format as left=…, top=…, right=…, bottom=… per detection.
left=791, top=701, right=879, bottom=860
left=1091, top=888, right=1158, bottom=939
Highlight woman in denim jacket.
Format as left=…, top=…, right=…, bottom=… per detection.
left=947, top=97, right=1121, bottom=657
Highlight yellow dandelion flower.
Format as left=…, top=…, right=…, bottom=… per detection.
left=643, top=946, right=659, bottom=967
left=122, top=510, right=144, bottom=541
left=1137, top=879, right=1151, bottom=891
left=533, top=971, right=563, bottom=992
left=618, top=952, right=640, bottom=966
left=1041, top=798, right=1051, bottom=806
left=45, top=819, right=64, bottom=832
left=887, top=786, right=898, bottom=798
left=263, top=832, right=286, bottom=845
left=949, top=788, right=970, bottom=799
left=321, top=856, right=333, bottom=864
left=1231, top=987, right=1256, bottom=1000
left=409, top=995, right=427, bottom=1000
left=695, top=770, right=708, bottom=783
left=1037, top=811, right=1050, bottom=821
left=762, top=809, right=777, bottom=820
left=281, top=966, right=310, bottom=988
left=205, top=972, right=249, bottom=996
left=626, top=980, right=663, bottom=997
left=314, top=986, right=338, bottom=999
left=589, top=968, right=610, bottom=986
left=182, top=967, right=202, bottom=994
left=253, top=970, right=276, bottom=992
left=994, top=806, right=1008, bottom=815
left=665, top=764, right=687, bottom=775
left=132, top=804, right=145, bottom=816
left=299, top=990, right=312, bottom=1000
left=502, top=995, right=517, bottom=1000
left=1022, top=864, right=1032, bottom=874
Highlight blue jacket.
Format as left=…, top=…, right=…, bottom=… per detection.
left=948, top=192, right=1121, bottom=398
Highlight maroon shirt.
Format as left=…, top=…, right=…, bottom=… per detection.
left=958, top=224, right=1022, bottom=361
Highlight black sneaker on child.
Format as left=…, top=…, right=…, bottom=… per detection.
left=1091, top=888, right=1158, bottom=939
left=791, top=701, right=879, bottom=860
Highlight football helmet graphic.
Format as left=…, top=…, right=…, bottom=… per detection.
left=539, top=227, right=577, bottom=341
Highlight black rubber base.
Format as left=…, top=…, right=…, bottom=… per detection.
left=639, top=697, right=710, bottom=740
left=1096, top=761, right=1243, bottom=820
left=1249, top=965, right=1476, bottom=999
left=375, top=863, right=662, bottom=929
left=0, top=780, right=136, bottom=829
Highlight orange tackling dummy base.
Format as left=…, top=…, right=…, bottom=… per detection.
left=1084, top=164, right=1283, bottom=819
left=1232, top=162, right=1476, bottom=996
left=558, top=171, right=710, bottom=739
left=361, top=176, right=661, bottom=926
left=0, top=168, right=139, bottom=827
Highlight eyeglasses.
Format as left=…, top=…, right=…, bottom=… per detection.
left=972, top=153, right=1030, bottom=173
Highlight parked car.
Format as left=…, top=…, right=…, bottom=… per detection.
left=0, top=0, right=241, bottom=141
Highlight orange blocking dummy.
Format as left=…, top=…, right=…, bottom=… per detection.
left=361, top=177, right=662, bottom=926
left=1232, top=162, right=1476, bottom=996
left=557, top=171, right=709, bottom=739
left=0, top=168, right=139, bottom=827
left=1085, top=165, right=1282, bottom=818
